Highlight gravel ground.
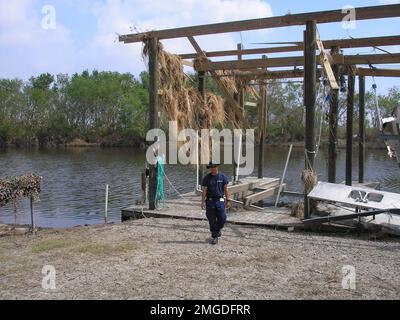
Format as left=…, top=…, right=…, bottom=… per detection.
left=0, top=217, right=399, bottom=300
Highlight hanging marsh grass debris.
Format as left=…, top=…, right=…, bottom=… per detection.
left=291, top=201, right=304, bottom=219
left=301, top=169, right=318, bottom=195
left=0, top=174, right=43, bottom=207
left=142, top=39, right=250, bottom=131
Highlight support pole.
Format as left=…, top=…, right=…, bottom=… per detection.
left=328, top=46, right=340, bottom=183
left=257, top=57, right=267, bottom=179
left=304, top=21, right=317, bottom=218
left=359, top=75, right=365, bottom=183
left=104, top=184, right=109, bottom=224
left=30, top=197, right=35, bottom=231
left=197, top=70, right=205, bottom=185
left=148, top=37, right=159, bottom=210
left=346, top=71, right=355, bottom=186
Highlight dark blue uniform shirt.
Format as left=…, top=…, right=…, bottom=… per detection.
left=201, top=172, right=229, bottom=198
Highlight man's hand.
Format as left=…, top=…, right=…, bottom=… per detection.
left=201, top=202, right=205, bottom=210
left=225, top=199, right=231, bottom=209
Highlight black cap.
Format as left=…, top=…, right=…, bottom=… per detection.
left=206, top=160, right=219, bottom=169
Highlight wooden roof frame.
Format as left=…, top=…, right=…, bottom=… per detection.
left=119, top=4, right=400, bottom=79
left=120, top=4, right=400, bottom=43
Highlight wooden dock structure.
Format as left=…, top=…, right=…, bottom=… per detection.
left=119, top=4, right=400, bottom=222
left=122, top=192, right=302, bottom=229
left=122, top=177, right=299, bottom=229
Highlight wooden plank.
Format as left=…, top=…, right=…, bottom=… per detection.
left=187, top=36, right=203, bottom=54
left=343, top=53, right=400, bottom=65
left=316, top=31, right=339, bottom=90
left=120, top=4, right=400, bottom=43
left=356, top=67, right=400, bottom=77
left=228, top=178, right=280, bottom=194
left=244, top=184, right=285, bottom=206
left=215, top=67, right=400, bottom=80
left=194, top=53, right=400, bottom=72
left=179, top=35, right=400, bottom=59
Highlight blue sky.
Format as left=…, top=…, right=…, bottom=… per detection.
left=0, top=0, right=399, bottom=93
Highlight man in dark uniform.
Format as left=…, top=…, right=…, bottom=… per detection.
left=201, top=160, right=230, bottom=245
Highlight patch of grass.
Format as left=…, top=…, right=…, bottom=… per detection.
left=32, top=238, right=77, bottom=253
left=215, top=252, right=287, bottom=268
left=72, top=242, right=139, bottom=255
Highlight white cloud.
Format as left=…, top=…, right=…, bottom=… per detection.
left=0, top=0, right=274, bottom=79
left=84, top=0, right=273, bottom=74
left=0, top=0, right=77, bottom=78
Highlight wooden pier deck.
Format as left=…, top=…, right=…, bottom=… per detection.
left=122, top=191, right=303, bottom=230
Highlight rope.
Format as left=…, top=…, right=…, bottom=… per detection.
left=164, top=173, right=186, bottom=199
left=315, top=77, right=331, bottom=159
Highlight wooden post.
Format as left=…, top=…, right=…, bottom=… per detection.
left=104, top=184, right=109, bottom=223
left=30, top=197, right=35, bottom=231
left=257, top=55, right=267, bottom=179
left=148, top=37, right=159, bottom=210
left=359, top=75, right=365, bottom=183
left=328, top=47, right=340, bottom=183
left=197, top=70, right=205, bottom=185
left=346, top=71, right=355, bottom=186
left=304, top=21, right=317, bottom=218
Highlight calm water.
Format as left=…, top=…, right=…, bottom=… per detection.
left=0, top=146, right=399, bottom=227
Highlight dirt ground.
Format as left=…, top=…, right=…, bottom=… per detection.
left=0, top=217, right=399, bottom=300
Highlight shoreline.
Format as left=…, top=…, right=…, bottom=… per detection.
left=0, top=140, right=388, bottom=150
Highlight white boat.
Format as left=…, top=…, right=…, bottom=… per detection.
left=308, top=182, right=400, bottom=211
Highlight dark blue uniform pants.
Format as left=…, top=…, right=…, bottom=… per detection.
left=205, top=199, right=227, bottom=238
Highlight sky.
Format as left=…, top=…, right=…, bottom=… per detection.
left=0, top=0, right=399, bottom=93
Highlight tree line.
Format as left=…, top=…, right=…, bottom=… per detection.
left=0, top=70, right=398, bottom=148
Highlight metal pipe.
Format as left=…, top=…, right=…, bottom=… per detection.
left=235, top=132, right=242, bottom=181
left=275, top=144, right=293, bottom=207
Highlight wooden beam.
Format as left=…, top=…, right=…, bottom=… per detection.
left=346, top=72, right=355, bottom=187
left=359, top=75, right=366, bottom=184
left=209, top=67, right=400, bottom=80
left=187, top=36, right=203, bottom=54
left=194, top=53, right=400, bottom=72
left=148, top=37, right=159, bottom=211
left=197, top=71, right=205, bottom=183
left=328, top=46, right=340, bottom=183
left=187, top=36, right=249, bottom=128
left=356, top=67, right=400, bottom=77
left=257, top=68, right=267, bottom=179
left=316, top=31, right=339, bottom=90
left=179, top=35, right=400, bottom=59
left=304, top=21, right=317, bottom=219
left=244, top=185, right=284, bottom=206
left=120, top=4, right=400, bottom=43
